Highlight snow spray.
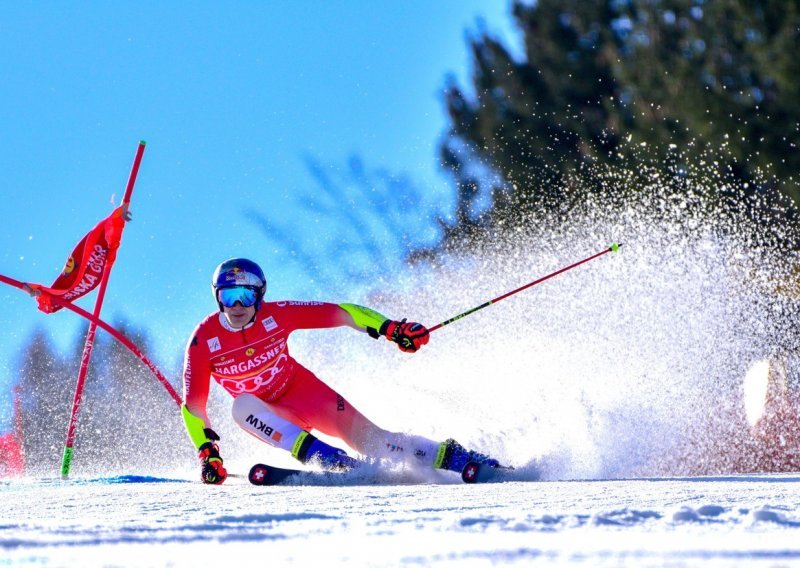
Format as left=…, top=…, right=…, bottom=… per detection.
left=293, top=140, right=800, bottom=481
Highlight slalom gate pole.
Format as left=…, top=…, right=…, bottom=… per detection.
left=0, top=282, right=180, bottom=405
left=60, top=141, right=146, bottom=479
left=0, top=276, right=180, bottom=405
left=428, top=243, right=622, bottom=333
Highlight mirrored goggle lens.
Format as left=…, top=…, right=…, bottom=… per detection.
left=218, top=286, right=258, bottom=308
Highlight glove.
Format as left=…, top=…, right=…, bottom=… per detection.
left=199, top=442, right=227, bottom=484
left=380, top=319, right=430, bottom=353
left=198, top=428, right=227, bottom=485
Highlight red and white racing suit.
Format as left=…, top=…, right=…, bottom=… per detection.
left=184, top=301, right=366, bottom=439
left=183, top=300, right=440, bottom=466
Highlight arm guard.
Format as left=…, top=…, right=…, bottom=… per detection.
left=181, top=404, right=218, bottom=451
left=339, top=303, right=390, bottom=339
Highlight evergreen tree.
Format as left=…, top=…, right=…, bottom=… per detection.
left=616, top=0, right=800, bottom=208
left=17, top=328, right=71, bottom=475
left=77, top=319, right=184, bottom=474
left=438, top=0, right=800, bottom=249
left=17, top=319, right=184, bottom=476
left=439, top=0, right=628, bottom=247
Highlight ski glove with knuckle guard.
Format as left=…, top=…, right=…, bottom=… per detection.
left=198, top=428, right=227, bottom=485
left=380, top=318, right=430, bottom=353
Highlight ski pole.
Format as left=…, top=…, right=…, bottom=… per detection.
left=429, top=243, right=622, bottom=333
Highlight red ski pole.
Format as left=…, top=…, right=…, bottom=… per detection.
left=429, top=243, right=621, bottom=333
left=60, top=141, right=146, bottom=479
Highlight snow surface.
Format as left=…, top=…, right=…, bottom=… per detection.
left=3, top=473, right=800, bottom=567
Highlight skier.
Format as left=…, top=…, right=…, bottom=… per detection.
left=182, top=258, right=499, bottom=484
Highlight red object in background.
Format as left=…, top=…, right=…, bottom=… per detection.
left=0, top=386, right=25, bottom=477
left=0, top=434, right=24, bottom=477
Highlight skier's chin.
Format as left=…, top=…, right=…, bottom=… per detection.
left=226, top=311, right=252, bottom=327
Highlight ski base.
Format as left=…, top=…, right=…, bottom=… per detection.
left=461, top=460, right=515, bottom=484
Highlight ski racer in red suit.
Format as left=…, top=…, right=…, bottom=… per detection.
left=182, top=258, right=498, bottom=484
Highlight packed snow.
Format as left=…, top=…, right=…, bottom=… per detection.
left=3, top=473, right=800, bottom=566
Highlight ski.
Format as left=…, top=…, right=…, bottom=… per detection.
left=461, top=461, right=516, bottom=484
left=248, top=463, right=336, bottom=486
left=249, top=460, right=519, bottom=486
left=248, top=462, right=359, bottom=485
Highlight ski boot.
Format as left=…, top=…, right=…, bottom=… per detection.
left=433, top=438, right=500, bottom=474
left=295, top=432, right=358, bottom=471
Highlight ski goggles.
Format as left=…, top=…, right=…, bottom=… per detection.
left=217, top=285, right=259, bottom=308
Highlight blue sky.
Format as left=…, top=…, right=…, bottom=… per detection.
left=0, top=3, right=519, bottom=429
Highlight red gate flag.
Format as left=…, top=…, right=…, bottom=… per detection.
left=29, top=206, right=126, bottom=313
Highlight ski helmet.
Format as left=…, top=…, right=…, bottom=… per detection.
left=211, top=258, right=267, bottom=311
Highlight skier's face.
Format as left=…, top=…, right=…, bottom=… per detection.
left=222, top=303, right=256, bottom=328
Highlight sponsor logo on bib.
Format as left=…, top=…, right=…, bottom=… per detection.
left=262, top=316, right=278, bottom=331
